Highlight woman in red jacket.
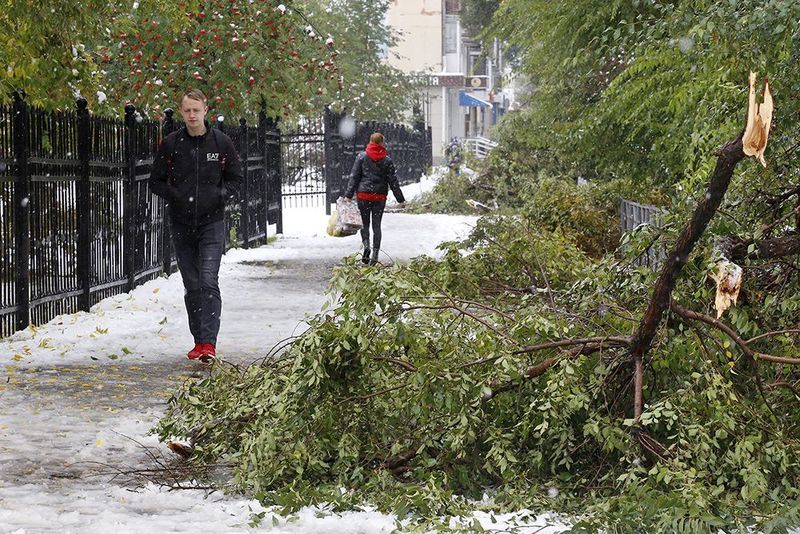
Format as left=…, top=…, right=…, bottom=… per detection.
left=345, top=133, right=406, bottom=265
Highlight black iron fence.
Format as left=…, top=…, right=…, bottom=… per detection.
left=1, top=92, right=432, bottom=338
left=323, top=108, right=432, bottom=214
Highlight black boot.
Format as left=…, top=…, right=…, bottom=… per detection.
left=361, top=240, right=370, bottom=264
left=369, top=248, right=380, bottom=265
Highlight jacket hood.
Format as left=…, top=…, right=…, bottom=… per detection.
left=365, top=142, right=387, bottom=161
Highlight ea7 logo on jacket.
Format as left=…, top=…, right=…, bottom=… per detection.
left=206, top=153, right=220, bottom=162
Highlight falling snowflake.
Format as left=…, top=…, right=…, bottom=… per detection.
left=277, top=4, right=286, bottom=14
left=96, top=91, right=107, bottom=103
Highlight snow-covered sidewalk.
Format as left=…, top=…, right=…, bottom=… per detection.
left=0, top=174, right=568, bottom=532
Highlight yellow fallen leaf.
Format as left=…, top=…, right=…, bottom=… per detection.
left=96, top=439, right=104, bottom=447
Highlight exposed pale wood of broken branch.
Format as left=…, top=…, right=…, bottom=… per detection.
left=742, top=71, right=773, bottom=168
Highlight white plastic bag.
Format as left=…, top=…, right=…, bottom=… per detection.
left=335, top=197, right=362, bottom=236
left=326, top=197, right=362, bottom=237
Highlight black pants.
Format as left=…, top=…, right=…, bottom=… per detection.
left=357, top=199, right=386, bottom=250
left=171, top=219, right=226, bottom=345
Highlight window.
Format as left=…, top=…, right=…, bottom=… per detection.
left=444, top=16, right=459, bottom=54
left=468, top=52, right=487, bottom=76
left=445, top=0, right=461, bottom=14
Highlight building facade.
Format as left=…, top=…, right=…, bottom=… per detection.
left=386, top=0, right=509, bottom=164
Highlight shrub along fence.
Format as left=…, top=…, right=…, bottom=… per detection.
left=0, top=91, right=432, bottom=338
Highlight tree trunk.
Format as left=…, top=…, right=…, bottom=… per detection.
left=629, top=134, right=746, bottom=418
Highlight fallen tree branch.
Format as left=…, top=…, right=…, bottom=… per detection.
left=404, top=295, right=519, bottom=322
left=399, top=303, right=522, bottom=345
left=764, top=381, right=800, bottom=400
left=456, top=336, right=630, bottom=371
left=723, top=233, right=800, bottom=261
left=671, top=302, right=800, bottom=365
left=513, top=336, right=632, bottom=355
left=482, top=340, right=629, bottom=401
left=371, top=355, right=417, bottom=373
left=747, top=329, right=800, bottom=344
left=338, top=383, right=408, bottom=405
left=481, top=357, right=559, bottom=401
left=629, top=133, right=746, bottom=419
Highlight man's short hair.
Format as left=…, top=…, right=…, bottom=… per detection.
left=370, top=132, right=384, bottom=145
left=182, top=88, right=207, bottom=105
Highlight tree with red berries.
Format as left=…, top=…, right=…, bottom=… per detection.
left=2, top=1, right=415, bottom=121
left=96, top=0, right=413, bottom=121
left=96, top=1, right=337, bottom=119
left=0, top=0, right=129, bottom=107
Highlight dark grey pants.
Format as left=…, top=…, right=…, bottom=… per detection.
left=172, top=220, right=226, bottom=345
left=357, top=199, right=386, bottom=251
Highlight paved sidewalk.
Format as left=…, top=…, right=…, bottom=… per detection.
left=0, top=211, right=477, bottom=532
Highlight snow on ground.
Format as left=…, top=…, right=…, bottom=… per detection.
left=0, top=168, right=569, bottom=532
left=0, top=170, right=452, bottom=370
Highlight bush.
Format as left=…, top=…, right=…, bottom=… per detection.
left=158, top=213, right=800, bottom=531
left=408, top=169, right=493, bottom=215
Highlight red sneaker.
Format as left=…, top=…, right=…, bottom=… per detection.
left=199, top=343, right=216, bottom=363
left=187, top=343, right=204, bottom=360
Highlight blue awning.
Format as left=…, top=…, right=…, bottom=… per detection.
left=458, top=91, right=491, bottom=108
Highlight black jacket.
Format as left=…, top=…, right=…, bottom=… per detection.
left=149, top=124, right=242, bottom=226
left=344, top=152, right=405, bottom=203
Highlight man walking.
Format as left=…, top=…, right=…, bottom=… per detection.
left=149, top=88, right=242, bottom=362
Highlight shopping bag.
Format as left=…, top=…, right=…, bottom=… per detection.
left=326, top=210, right=339, bottom=236
left=326, top=198, right=362, bottom=237
left=334, top=197, right=362, bottom=236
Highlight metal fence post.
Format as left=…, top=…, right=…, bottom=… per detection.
left=76, top=97, right=92, bottom=312
left=124, top=104, right=137, bottom=291
left=343, top=116, right=359, bottom=195
left=263, top=115, right=283, bottom=234
left=239, top=117, right=250, bottom=248
left=12, top=90, right=30, bottom=331
left=258, top=108, right=268, bottom=238
left=160, top=108, right=175, bottom=275
left=323, top=106, right=343, bottom=216
left=414, top=120, right=426, bottom=181
left=426, top=126, right=433, bottom=169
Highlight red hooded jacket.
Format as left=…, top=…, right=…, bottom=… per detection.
left=344, top=142, right=405, bottom=203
